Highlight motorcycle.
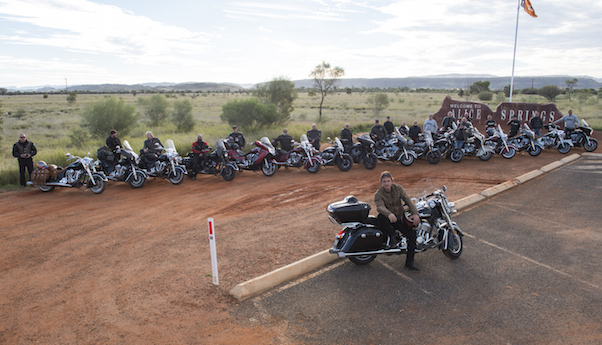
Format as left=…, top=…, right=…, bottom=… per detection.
left=30, top=152, right=107, bottom=194
left=225, top=136, right=277, bottom=176
left=182, top=139, right=237, bottom=181
left=141, top=139, right=187, bottom=184
left=538, top=124, right=573, bottom=154
left=449, top=125, right=494, bottom=162
left=273, top=134, right=322, bottom=173
left=484, top=124, right=518, bottom=159
left=568, top=119, right=598, bottom=152
left=507, top=123, right=544, bottom=156
left=328, top=179, right=463, bottom=265
left=433, top=128, right=455, bottom=159
left=349, top=134, right=378, bottom=170
left=408, top=131, right=441, bottom=164
left=97, top=140, right=148, bottom=188
left=320, top=137, right=353, bottom=171
left=371, top=128, right=417, bottom=166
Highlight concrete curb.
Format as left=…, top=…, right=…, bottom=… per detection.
left=230, top=249, right=338, bottom=301
left=229, top=154, right=583, bottom=301
left=581, top=153, right=602, bottom=158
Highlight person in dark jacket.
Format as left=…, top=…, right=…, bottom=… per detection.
left=384, top=116, right=395, bottom=135
left=307, top=123, right=322, bottom=151
left=228, top=125, right=246, bottom=151
left=374, top=171, right=421, bottom=271
left=454, top=117, right=469, bottom=148
left=442, top=111, right=457, bottom=130
left=529, top=111, right=543, bottom=136
left=191, top=134, right=209, bottom=179
left=507, top=115, right=521, bottom=137
left=369, top=119, right=387, bottom=141
left=408, top=121, right=422, bottom=141
left=142, top=131, right=163, bottom=170
left=106, top=129, right=122, bottom=160
left=273, top=128, right=294, bottom=152
left=485, top=115, right=496, bottom=137
left=13, top=133, right=37, bottom=187
left=340, top=123, right=353, bottom=152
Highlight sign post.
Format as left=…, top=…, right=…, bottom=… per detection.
left=208, top=218, right=219, bottom=286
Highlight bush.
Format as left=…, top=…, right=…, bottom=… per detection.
left=478, top=91, right=493, bottom=101
left=539, top=85, right=562, bottom=102
left=171, top=99, right=195, bottom=133
left=366, top=93, right=390, bottom=115
left=81, top=96, right=139, bottom=138
left=220, top=98, right=279, bottom=131
left=138, top=94, right=169, bottom=126
left=68, top=127, right=90, bottom=148
left=66, top=91, right=77, bottom=103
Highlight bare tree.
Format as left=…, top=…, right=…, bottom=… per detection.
left=565, top=78, right=578, bottom=101
left=309, top=61, right=345, bottom=122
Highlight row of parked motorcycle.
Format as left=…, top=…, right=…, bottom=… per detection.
left=29, top=119, right=597, bottom=194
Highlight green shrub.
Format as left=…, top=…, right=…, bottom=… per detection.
left=81, top=96, right=139, bottom=138
left=220, top=98, right=280, bottom=131
left=478, top=91, right=493, bottom=101
left=138, top=94, right=170, bottom=126
left=171, top=99, right=195, bottom=133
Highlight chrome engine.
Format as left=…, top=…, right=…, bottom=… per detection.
left=287, top=152, right=303, bottom=166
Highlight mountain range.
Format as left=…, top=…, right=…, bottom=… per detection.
left=5, top=75, right=601, bottom=93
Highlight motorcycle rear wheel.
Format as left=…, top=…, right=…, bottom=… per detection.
left=348, top=254, right=377, bottom=265
left=443, top=229, right=463, bottom=259
left=584, top=138, right=598, bottom=152
left=336, top=154, right=353, bottom=172
left=89, top=175, right=106, bottom=194
left=478, top=151, right=493, bottom=161
left=363, top=153, right=377, bottom=170
left=38, top=184, right=55, bottom=192
left=426, top=150, right=441, bottom=164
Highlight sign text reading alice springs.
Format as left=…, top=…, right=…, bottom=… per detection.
left=433, top=96, right=565, bottom=126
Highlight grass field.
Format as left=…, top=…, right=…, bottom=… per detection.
left=2, top=90, right=601, bottom=187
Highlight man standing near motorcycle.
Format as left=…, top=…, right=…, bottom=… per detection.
left=384, top=116, right=395, bottom=135
left=423, top=115, right=438, bottom=135
left=307, top=123, right=322, bottom=151
left=370, top=119, right=387, bottom=141
left=529, top=111, right=543, bottom=136
left=554, top=109, right=579, bottom=136
left=374, top=171, right=421, bottom=271
left=272, top=128, right=293, bottom=152
left=13, top=133, right=37, bottom=188
left=191, top=134, right=209, bottom=179
left=408, top=121, right=422, bottom=141
left=340, top=123, right=353, bottom=152
left=507, top=115, right=521, bottom=137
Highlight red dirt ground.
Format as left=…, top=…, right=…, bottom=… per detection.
left=0, top=145, right=591, bottom=344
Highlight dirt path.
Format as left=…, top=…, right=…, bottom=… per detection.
left=0, top=148, right=582, bottom=344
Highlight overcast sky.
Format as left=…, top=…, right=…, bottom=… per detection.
left=1, top=0, right=601, bottom=88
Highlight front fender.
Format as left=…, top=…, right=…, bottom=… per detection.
left=171, top=165, right=187, bottom=176
left=304, top=156, right=323, bottom=168
left=126, top=169, right=148, bottom=182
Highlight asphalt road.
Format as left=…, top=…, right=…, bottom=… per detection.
left=235, top=154, right=602, bottom=345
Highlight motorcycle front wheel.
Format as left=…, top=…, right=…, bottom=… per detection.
left=262, top=160, right=277, bottom=176
left=528, top=145, right=542, bottom=156
left=443, top=229, right=463, bottom=259
left=348, top=254, right=377, bottom=265
left=450, top=148, right=463, bottom=163
left=501, top=147, right=516, bottom=159
left=89, top=175, right=106, bottom=194
left=336, top=154, right=353, bottom=171
left=363, top=153, right=377, bottom=170
left=584, top=138, right=598, bottom=152
left=129, top=171, right=146, bottom=189
left=478, top=150, right=493, bottom=161
left=221, top=165, right=236, bottom=181
left=38, top=184, right=55, bottom=192
left=307, top=161, right=320, bottom=173
left=400, top=153, right=414, bottom=166
left=557, top=142, right=571, bottom=154
left=426, top=150, right=441, bottom=164
left=169, top=169, right=185, bottom=184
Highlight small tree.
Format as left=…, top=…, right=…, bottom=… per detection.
left=366, top=93, right=390, bottom=116
left=81, top=96, right=139, bottom=138
left=138, top=94, right=169, bottom=126
left=565, top=78, right=578, bottom=101
left=309, top=61, right=345, bottom=122
left=221, top=98, right=278, bottom=132
left=66, top=91, right=77, bottom=103
left=253, top=77, right=297, bottom=124
left=538, top=85, right=562, bottom=102
left=478, top=91, right=493, bottom=101
left=171, top=99, right=195, bottom=133
left=470, top=81, right=490, bottom=95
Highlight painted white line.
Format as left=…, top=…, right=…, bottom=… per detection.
left=462, top=233, right=601, bottom=292
left=379, top=261, right=432, bottom=295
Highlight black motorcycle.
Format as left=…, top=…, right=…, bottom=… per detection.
left=409, top=131, right=441, bottom=164
left=320, top=137, right=354, bottom=171
left=139, top=139, right=187, bottom=185
left=182, top=139, right=237, bottom=181
left=507, top=123, right=544, bottom=156
left=568, top=119, right=598, bottom=152
left=97, top=140, right=148, bottom=188
left=349, top=134, right=378, bottom=169
left=328, top=179, right=463, bottom=265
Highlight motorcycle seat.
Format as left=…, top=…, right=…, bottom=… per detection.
left=365, top=216, right=379, bottom=226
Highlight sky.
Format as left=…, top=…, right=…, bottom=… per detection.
left=1, top=0, right=602, bottom=89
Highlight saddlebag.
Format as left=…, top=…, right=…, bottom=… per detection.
left=30, top=169, right=50, bottom=185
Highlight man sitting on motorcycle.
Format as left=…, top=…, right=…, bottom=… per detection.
left=374, top=171, right=421, bottom=271
left=191, top=134, right=209, bottom=179
left=142, top=131, right=163, bottom=170
left=272, top=128, right=294, bottom=153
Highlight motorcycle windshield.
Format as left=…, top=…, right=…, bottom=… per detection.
left=215, top=140, right=226, bottom=155
left=581, top=119, right=590, bottom=127
left=164, top=139, right=177, bottom=152
left=335, top=137, right=343, bottom=150
left=259, top=137, right=276, bottom=155
left=300, top=134, right=309, bottom=144
left=122, top=140, right=139, bottom=159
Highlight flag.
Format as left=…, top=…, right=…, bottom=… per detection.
left=522, top=0, right=537, bottom=18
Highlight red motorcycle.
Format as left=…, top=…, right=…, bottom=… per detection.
left=224, top=137, right=277, bottom=176
left=273, top=134, right=322, bottom=173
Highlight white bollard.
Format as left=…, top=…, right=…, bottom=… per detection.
left=208, top=218, right=219, bottom=286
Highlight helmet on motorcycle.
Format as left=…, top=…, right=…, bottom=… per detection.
left=36, top=161, right=48, bottom=169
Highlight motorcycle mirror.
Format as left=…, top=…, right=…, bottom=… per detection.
left=65, top=153, right=71, bottom=157
left=442, top=185, right=447, bottom=192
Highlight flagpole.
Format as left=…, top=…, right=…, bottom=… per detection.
left=509, top=0, right=521, bottom=102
